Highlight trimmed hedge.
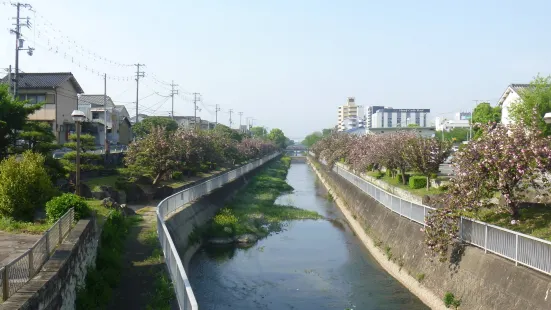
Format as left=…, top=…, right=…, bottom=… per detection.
left=409, top=176, right=427, bottom=189
left=396, top=173, right=410, bottom=183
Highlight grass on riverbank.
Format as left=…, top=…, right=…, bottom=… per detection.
left=202, top=156, right=322, bottom=240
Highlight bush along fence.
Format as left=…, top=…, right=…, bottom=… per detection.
left=0, top=208, right=75, bottom=301
left=316, top=157, right=551, bottom=277
left=156, top=152, right=280, bottom=310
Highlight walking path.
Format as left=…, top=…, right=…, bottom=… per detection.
left=107, top=203, right=170, bottom=310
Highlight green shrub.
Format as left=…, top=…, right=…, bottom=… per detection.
left=385, top=169, right=392, bottom=177
left=0, top=151, right=56, bottom=221
left=396, top=173, right=410, bottom=183
left=46, top=193, right=90, bottom=222
left=409, top=176, right=427, bottom=189
left=171, top=171, right=183, bottom=180
left=443, top=292, right=461, bottom=309
left=213, top=208, right=238, bottom=227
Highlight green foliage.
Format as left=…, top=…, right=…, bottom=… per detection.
left=407, top=123, right=420, bottom=127
left=0, top=151, right=55, bottom=221
left=409, top=176, right=427, bottom=189
left=472, top=102, right=501, bottom=138
left=302, top=132, right=323, bottom=148
left=267, top=128, right=287, bottom=149
left=396, top=173, right=410, bottom=183
left=17, top=121, right=57, bottom=154
left=62, top=133, right=103, bottom=172
left=443, top=292, right=461, bottom=309
left=146, top=272, right=175, bottom=310
left=435, top=128, right=470, bottom=143
left=416, top=273, right=425, bottom=282
left=76, top=211, right=132, bottom=309
left=171, top=171, right=183, bottom=180
left=213, top=208, right=239, bottom=227
left=384, top=246, right=393, bottom=260
left=0, top=84, right=43, bottom=159
left=45, top=193, right=90, bottom=223
left=133, top=116, right=178, bottom=138
left=250, top=126, right=267, bottom=139
left=213, top=124, right=244, bottom=142
left=509, top=75, right=551, bottom=135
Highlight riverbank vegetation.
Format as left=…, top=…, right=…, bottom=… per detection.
left=200, top=156, right=322, bottom=243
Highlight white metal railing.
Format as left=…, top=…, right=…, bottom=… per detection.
left=316, top=159, right=551, bottom=277
left=0, top=208, right=75, bottom=302
left=156, top=153, right=280, bottom=310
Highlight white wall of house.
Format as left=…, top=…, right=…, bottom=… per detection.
left=501, top=89, right=521, bottom=125
left=56, top=80, right=79, bottom=144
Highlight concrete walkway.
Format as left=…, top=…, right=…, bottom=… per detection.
left=0, top=232, right=40, bottom=267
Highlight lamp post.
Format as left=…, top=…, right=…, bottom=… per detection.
left=71, top=110, right=85, bottom=196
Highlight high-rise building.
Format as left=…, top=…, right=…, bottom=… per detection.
left=338, top=97, right=365, bottom=131
left=366, top=106, right=385, bottom=128
left=370, top=108, right=430, bottom=128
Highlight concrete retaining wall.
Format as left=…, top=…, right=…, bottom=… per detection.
left=164, top=159, right=271, bottom=271
left=312, top=159, right=551, bottom=310
left=0, top=218, right=99, bottom=310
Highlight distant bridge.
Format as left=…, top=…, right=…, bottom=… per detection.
left=285, top=144, right=307, bottom=156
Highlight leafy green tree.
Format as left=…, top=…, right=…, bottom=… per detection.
left=250, top=126, right=267, bottom=139
left=472, top=102, right=501, bottom=137
left=0, top=151, right=56, bottom=220
left=267, top=128, right=287, bottom=149
left=213, top=124, right=243, bottom=142
left=0, top=84, right=43, bottom=159
left=302, top=132, right=323, bottom=148
left=509, top=75, right=551, bottom=135
left=321, top=128, right=333, bottom=136
left=133, top=116, right=179, bottom=138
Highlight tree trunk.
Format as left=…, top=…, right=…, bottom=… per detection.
left=426, top=176, right=430, bottom=190
left=400, top=168, right=407, bottom=185
left=509, top=202, right=520, bottom=220
left=153, top=172, right=164, bottom=185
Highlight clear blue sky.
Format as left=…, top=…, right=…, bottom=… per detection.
left=1, top=0, right=550, bottom=141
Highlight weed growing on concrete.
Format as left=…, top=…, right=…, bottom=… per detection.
left=416, top=273, right=425, bottom=283
left=326, top=192, right=334, bottom=202
left=443, top=292, right=461, bottom=309
left=188, top=226, right=201, bottom=245
left=385, top=246, right=393, bottom=261
left=398, top=258, right=404, bottom=271
left=374, top=239, right=383, bottom=248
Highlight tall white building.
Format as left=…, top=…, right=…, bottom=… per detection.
left=338, top=97, right=365, bottom=131
left=370, top=108, right=430, bottom=128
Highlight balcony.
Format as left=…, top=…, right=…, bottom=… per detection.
left=28, top=104, right=55, bottom=121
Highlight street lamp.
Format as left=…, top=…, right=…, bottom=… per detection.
left=71, top=110, right=85, bottom=196
left=544, top=113, right=551, bottom=124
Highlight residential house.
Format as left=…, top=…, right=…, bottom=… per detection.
left=172, top=116, right=200, bottom=129
left=78, top=94, right=116, bottom=146
left=498, top=84, right=529, bottom=125
left=1, top=72, right=84, bottom=144
left=114, top=105, right=132, bottom=144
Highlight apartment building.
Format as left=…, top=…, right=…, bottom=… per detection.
left=370, top=107, right=430, bottom=128
left=337, top=97, right=365, bottom=131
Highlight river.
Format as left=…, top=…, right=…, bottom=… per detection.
left=188, top=162, right=428, bottom=310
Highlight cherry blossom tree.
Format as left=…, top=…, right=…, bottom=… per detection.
left=403, top=136, right=451, bottom=189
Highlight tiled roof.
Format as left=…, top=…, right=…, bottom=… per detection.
left=510, top=84, right=531, bottom=94
left=0, top=72, right=84, bottom=93
left=79, top=94, right=114, bottom=106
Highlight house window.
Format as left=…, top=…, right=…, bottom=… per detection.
left=92, top=112, right=100, bottom=119
left=387, top=113, right=392, bottom=127
left=18, top=94, right=46, bottom=104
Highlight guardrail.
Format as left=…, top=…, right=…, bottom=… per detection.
left=0, top=208, right=75, bottom=301
left=315, top=158, right=551, bottom=277
left=156, top=153, right=280, bottom=310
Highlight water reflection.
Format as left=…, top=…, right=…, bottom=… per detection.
left=188, top=163, right=428, bottom=310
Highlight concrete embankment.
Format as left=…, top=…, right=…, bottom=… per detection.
left=164, top=156, right=277, bottom=270
left=308, top=157, right=551, bottom=310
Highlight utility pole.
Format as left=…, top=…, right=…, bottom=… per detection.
left=238, top=112, right=243, bottom=132
left=170, top=81, right=178, bottom=119
left=193, top=93, right=200, bottom=130
left=104, top=73, right=109, bottom=155
left=6, top=66, right=12, bottom=95
left=10, top=2, right=33, bottom=98
left=215, top=104, right=220, bottom=127
left=229, top=109, right=233, bottom=128
left=134, top=63, right=145, bottom=123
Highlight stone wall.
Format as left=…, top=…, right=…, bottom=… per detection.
left=0, top=218, right=99, bottom=310
left=313, top=159, right=551, bottom=310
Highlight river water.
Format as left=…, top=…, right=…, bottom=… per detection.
left=188, top=162, right=428, bottom=310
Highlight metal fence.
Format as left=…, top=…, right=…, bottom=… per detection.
left=319, top=159, right=551, bottom=277
left=0, top=208, right=75, bottom=301
left=156, top=153, right=280, bottom=310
